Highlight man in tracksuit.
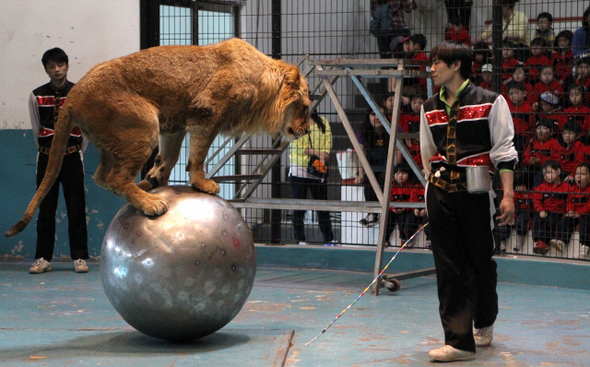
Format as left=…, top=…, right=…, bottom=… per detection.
left=28, top=48, right=89, bottom=274
left=419, top=41, right=518, bottom=362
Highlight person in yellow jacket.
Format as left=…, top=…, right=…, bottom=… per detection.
left=289, top=111, right=335, bottom=246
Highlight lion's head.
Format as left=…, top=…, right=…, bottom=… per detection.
left=280, top=70, right=311, bottom=141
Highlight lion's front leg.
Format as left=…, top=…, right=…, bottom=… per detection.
left=187, top=129, right=220, bottom=195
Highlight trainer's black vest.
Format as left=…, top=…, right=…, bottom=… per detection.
left=32, top=81, right=83, bottom=149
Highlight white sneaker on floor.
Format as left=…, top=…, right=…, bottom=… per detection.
left=474, top=325, right=493, bottom=347
left=549, top=239, right=565, bottom=252
left=29, top=258, right=52, bottom=274
left=74, top=259, right=89, bottom=273
left=580, top=245, right=590, bottom=259
left=428, top=345, right=475, bottom=362
left=297, top=241, right=310, bottom=246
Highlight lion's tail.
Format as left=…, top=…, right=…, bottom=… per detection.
left=5, top=106, right=75, bottom=237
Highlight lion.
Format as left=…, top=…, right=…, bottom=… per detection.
left=6, top=38, right=310, bottom=237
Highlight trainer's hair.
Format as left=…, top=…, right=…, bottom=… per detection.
left=429, top=41, right=472, bottom=80
left=41, top=48, right=69, bottom=68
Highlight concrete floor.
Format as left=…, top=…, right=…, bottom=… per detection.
left=1, top=257, right=589, bottom=366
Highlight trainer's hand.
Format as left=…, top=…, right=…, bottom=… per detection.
left=496, top=196, right=515, bottom=226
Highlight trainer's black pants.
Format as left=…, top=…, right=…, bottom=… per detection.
left=426, top=183, right=498, bottom=352
left=35, top=152, right=88, bottom=261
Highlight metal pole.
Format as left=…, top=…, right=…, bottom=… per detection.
left=491, top=0, right=503, bottom=93
left=270, top=0, right=282, bottom=244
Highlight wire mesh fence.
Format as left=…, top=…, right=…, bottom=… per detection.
left=148, top=0, right=590, bottom=260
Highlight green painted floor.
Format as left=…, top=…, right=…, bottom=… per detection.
left=1, top=260, right=589, bottom=366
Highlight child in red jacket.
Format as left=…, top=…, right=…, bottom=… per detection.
left=501, top=41, right=521, bottom=84
left=412, top=183, right=430, bottom=248
left=385, top=162, right=420, bottom=247
left=495, top=169, right=535, bottom=252
left=558, top=85, right=590, bottom=140
left=525, top=38, right=551, bottom=86
left=502, top=66, right=534, bottom=102
left=535, top=91, right=561, bottom=131
left=532, top=66, right=563, bottom=110
left=445, top=17, right=470, bottom=46
left=523, top=119, right=561, bottom=187
left=550, top=30, right=574, bottom=83
left=532, top=160, right=569, bottom=255
left=552, top=163, right=590, bottom=255
left=479, top=64, right=493, bottom=91
left=559, top=122, right=585, bottom=184
left=507, top=81, right=535, bottom=156
left=399, top=94, right=425, bottom=168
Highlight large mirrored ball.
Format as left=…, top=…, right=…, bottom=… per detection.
left=100, top=186, right=256, bottom=341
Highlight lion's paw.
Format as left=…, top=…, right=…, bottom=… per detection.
left=140, top=194, right=169, bottom=216
left=192, top=178, right=220, bottom=195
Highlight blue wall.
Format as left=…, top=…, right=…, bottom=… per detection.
left=1, top=130, right=126, bottom=260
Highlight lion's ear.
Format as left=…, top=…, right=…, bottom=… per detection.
left=284, top=65, right=301, bottom=91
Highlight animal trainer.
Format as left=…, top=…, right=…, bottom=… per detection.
left=6, top=38, right=311, bottom=237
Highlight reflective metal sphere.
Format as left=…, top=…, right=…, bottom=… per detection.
left=100, top=186, right=256, bottom=341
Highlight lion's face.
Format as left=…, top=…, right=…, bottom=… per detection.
left=281, top=75, right=311, bottom=141
left=282, top=99, right=310, bottom=140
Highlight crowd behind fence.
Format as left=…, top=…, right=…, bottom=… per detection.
left=159, top=0, right=590, bottom=261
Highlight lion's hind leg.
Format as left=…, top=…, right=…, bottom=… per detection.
left=107, top=156, right=169, bottom=216
left=139, top=130, right=187, bottom=190
left=101, top=98, right=167, bottom=215
left=93, top=148, right=114, bottom=191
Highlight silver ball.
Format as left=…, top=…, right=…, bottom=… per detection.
left=100, top=186, right=256, bottom=341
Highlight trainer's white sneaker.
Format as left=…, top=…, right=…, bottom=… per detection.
left=474, top=325, right=494, bottom=347
left=29, top=258, right=52, bottom=274
left=74, top=259, right=89, bottom=273
left=429, top=345, right=475, bottom=362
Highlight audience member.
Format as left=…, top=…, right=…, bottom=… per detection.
left=494, top=169, right=533, bottom=253
left=479, top=63, right=493, bottom=91
left=503, top=66, right=534, bottom=102
left=512, top=169, right=535, bottom=252
left=444, top=0, right=473, bottom=29
left=400, top=94, right=426, bottom=168
left=553, top=163, right=590, bottom=256
left=445, top=16, right=471, bottom=46
left=532, top=160, right=568, bottom=255
left=565, top=57, right=590, bottom=107
left=558, top=122, right=585, bottom=184
left=399, top=93, right=424, bottom=133
left=471, top=41, right=491, bottom=85
left=522, top=119, right=561, bottom=187
left=288, top=112, right=334, bottom=246
left=572, top=5, right=590, bottom=58
left=536, top=91, right=562, bottom=131
left=401, top=34, right=429, bottom=96
left=506, top=81, right=534, bottom=155
left=525, top=38, right=551, bottom=86
left=532, top=67, right=563, bottom=110
left=501, top=41, right=521, bottom=84
left=475, top=0, right=530, bottom=62
left=534, top=12, right=555, bottom=54
left=370, top=0, right=417, bottom=59
left=413, top=184, right=430, bottom=249
left=550, top=30, right=574, bottom=84
left=357, top=106, right=390, bottom=228
left=559, top=84, right=590, bottom=143
left=385, top=162, right=420, bottom=247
